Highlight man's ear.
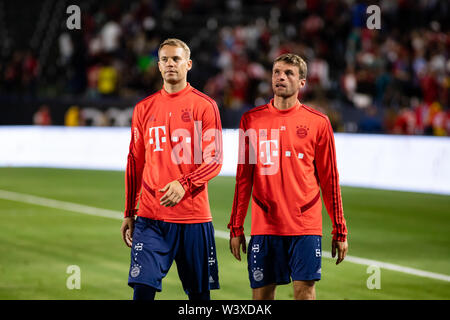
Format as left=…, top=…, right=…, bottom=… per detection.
left=299, top=78, right=306, bottom=89
left=187, top=59, right=193, bottom=71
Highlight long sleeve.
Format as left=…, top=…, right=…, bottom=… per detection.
left=124, top=106, right=146, bottom=218
left=228, top=117, right=255, bottom=237
left=178, top=100, right=223, bottom=193
left=315, top=117, right=348, bottom=241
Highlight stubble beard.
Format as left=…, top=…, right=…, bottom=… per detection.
left=274, top=86, right=296, bottom=99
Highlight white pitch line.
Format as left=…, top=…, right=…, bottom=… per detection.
left=0, top=189, right=123, bottom=220
left=1, top=189, right=449, bottom=283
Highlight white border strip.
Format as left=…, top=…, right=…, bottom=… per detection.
left=1, top=126, right=450, bottom=194
left=0, top=189, right=449, bottom=282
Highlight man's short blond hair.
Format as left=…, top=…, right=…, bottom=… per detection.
left=274, top=53, right=307, bottom=80
left=158, top=38, right=191, bottom=59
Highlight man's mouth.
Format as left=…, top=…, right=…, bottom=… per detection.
left=275, top=83, right=286, bottom=88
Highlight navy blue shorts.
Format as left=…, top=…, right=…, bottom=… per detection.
left=248, top=235, right=322, bottom=289
left=128, top=216, right=220, bottom=294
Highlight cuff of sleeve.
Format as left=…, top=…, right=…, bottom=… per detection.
left=124, top=209, right=138, bottom=218
left=178, top=176, right=189, bottom=192
left=228, top=224, right=244, bottom=238
left=333, top=233, right=347, bottom=242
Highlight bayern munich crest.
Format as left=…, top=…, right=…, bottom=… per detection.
left=181, top=108, right=192, bottom=122
left=253, top=268, right=264, bottom=281
left=296, top=125, right=309, bottom=139
left=130, top=265, right=141, bottom=278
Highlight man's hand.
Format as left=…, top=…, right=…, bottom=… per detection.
left=120, top=217, right=135, bottom=248
left=230, top=235, right=247, bottom=261
left=332, top=239, right=348, bottom=265
left=159, top=180, right=186, bottom=207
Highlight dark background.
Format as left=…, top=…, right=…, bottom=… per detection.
left=0, top=0, right=449, bottom=135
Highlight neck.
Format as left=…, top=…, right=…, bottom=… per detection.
left=163, top=80, right=188, bottom=94
left=273, top=94, right=299, bottom=110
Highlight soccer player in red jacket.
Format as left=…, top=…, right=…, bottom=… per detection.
left=228, top=53, right=348, bottom=300
left=120, top=38, right=223, bottom=300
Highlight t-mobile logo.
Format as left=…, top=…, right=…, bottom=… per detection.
left=258, top=129, right=279, bottom=176
left=149, top=126, right=166, bottom=151
left=259, top=139, right=278, bottom=166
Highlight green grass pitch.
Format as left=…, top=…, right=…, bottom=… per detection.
left=0, top=168, right=449, bottom=299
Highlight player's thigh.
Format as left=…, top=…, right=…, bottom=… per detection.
left=248, top=236, right=290, bottom=289
left=175, top=222, right=219, bottom=294
left=289, top=235, right=322, bottom=282
left=128, top=217, right=179, bottom=290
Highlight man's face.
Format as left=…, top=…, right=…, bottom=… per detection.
left=158, top=45, right=192, bottom=84
left=272, top=61, right=306, bottom=98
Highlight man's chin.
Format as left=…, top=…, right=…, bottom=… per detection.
left=274, top=89, right=294, bottom=98
left=164, top=77, right=181, bottom=85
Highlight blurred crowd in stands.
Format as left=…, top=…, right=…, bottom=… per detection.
left=1, top=0, right=449, bottom=135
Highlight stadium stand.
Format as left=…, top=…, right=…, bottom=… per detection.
left=0, top=0, right=449, bottom=135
